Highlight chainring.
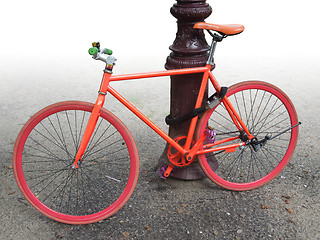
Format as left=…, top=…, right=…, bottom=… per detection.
left=167, top=136, right=195, bottom=167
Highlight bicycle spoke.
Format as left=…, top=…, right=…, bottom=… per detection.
left=233, top=91, right=243, bottom=122
left=254, top=98, right=279, bottom=135
left=46, top=116, right=74, bottom=163
left=23, top=152, right=65, bottom=163
left=250, top=91, right=267, bottom=133
left=225, top=148, right=246, bottom=181
left=29, top=167, right=69, bottom=196
left=83, top=139, right=127, bottom=160
left=248, top=89, right=259, bottom=131
left=26, top=166, right=69, bottom=182
left=251, top=93, right=273, bottom=133
left=82, top=127, right=118, bottom=159
left=251, top=149, right=269, bottom=178
left=38, top=122, right=71, bottom=156
left=41, top=169, right=74, bottom=204
left=48, top=169, right=74, bottom=207
left=85, top=121, right=112, bottom=153
left=75, top=110, right=87, bottom=152
left=82, top=155, right=129, bottom=167
left=27, top=138, right=68, bottom=164
left=55, top=113, right=70, bottom=160
left=65, top=111, right=78, bottom=152
left=208, top=119, right=234, bottom=135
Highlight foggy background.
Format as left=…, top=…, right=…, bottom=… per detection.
left=1, top=0, right=319, bottom=147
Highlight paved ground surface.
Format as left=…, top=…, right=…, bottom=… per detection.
left=1, top=54, right=319, bottom=239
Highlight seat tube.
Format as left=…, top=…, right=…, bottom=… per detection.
left=72, top=72, right=112, bottom=169
left=185, top=68, right=210, bottom=150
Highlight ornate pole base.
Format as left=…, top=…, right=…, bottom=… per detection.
left=158, top=0, right=213, bottom=180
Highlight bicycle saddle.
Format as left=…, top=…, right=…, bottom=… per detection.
left=194, top=22, right=244, bottom=36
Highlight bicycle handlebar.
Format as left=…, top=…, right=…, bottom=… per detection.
left=88, top=42, right=117, bottom=69
left=88, top=47, right=113, bottom=56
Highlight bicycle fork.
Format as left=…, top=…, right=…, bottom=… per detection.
left=72, top=72, right=112, bottom=169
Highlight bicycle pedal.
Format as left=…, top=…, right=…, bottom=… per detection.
left=161, top=164, right=174, bottom=178
left=159, top=164, right=168, bottom=179
left=205, top=127, right=216, bottom=144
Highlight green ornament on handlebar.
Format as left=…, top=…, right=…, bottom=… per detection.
left=101, top=48, right=113, bottom=55
left=88, top=47, right=99, bottom=55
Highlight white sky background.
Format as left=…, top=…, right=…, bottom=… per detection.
left=1, top=0, right=319, bottom=61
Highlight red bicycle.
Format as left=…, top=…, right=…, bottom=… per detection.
left=13, top=22, right=300, bottom=224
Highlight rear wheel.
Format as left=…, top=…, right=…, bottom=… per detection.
left=196, top=81, right=299, bottom=191
left=13, top=101, right=139, bottom=224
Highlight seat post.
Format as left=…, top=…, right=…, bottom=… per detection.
left=207, top=37, right=217, bottom=66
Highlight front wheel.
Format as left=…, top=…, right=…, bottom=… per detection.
left=13, top=101, right=139, bottom=224
left=196, top=81, right=299, bottom=191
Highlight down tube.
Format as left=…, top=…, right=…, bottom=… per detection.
left=107, top=86, right=186, bottom=155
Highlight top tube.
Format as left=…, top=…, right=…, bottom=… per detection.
left=109, top=66, right=209, bottom=82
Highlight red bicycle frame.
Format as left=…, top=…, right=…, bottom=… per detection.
left=72, top=64, right=253, bottom=169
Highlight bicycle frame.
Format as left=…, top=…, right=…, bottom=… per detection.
left=72, top=64, right=253, bottom=169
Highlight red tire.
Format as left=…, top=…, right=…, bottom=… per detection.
left=13, top=101, right=139, bottom=224
left=196, top=81, right=299, bottom=191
